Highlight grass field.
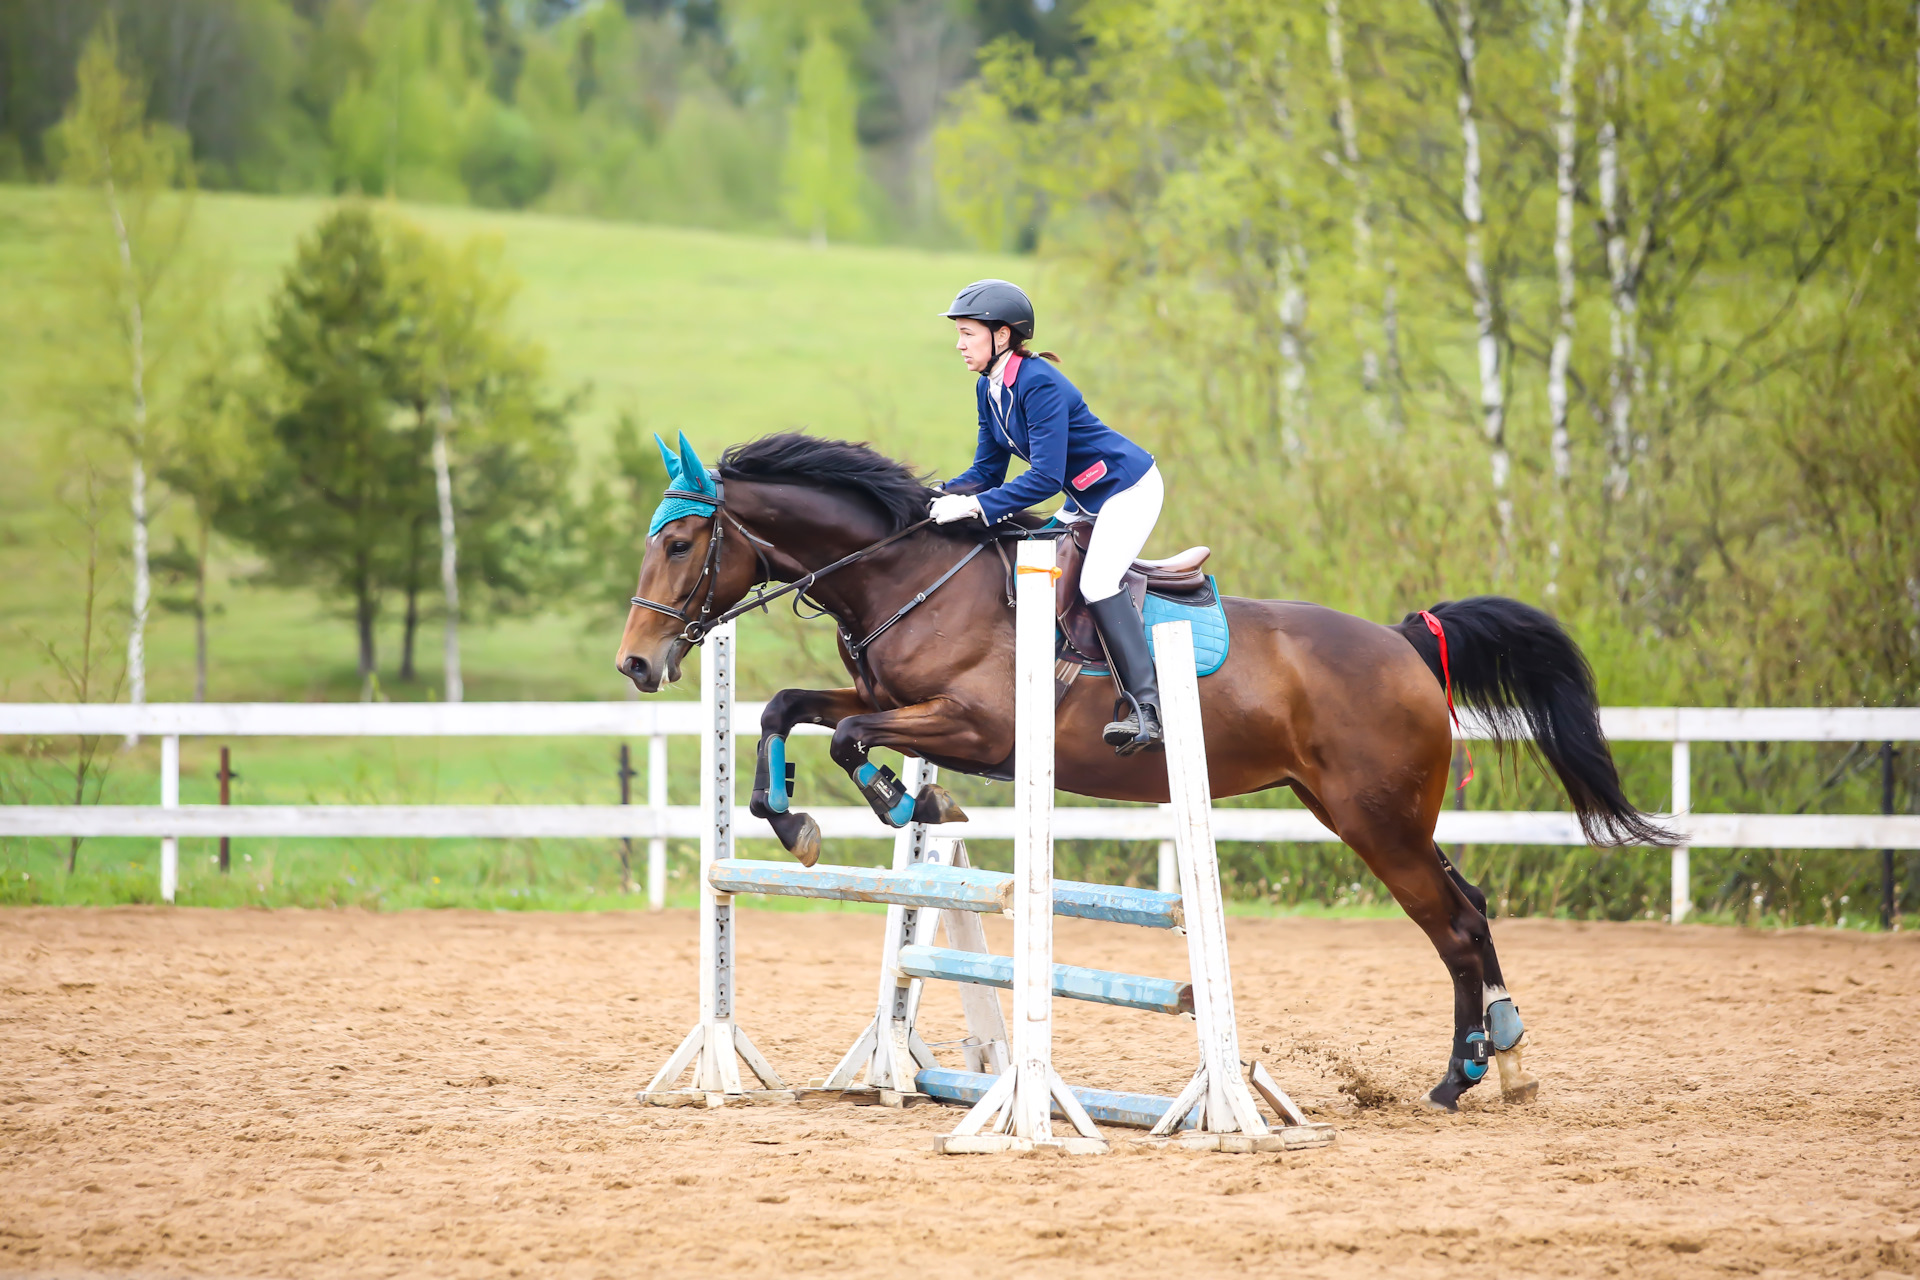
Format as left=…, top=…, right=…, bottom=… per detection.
left=0, top=184, right=1017, bottom=703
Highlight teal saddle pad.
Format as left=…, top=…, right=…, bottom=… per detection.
left=1076, top=576, right=1230, bottom=679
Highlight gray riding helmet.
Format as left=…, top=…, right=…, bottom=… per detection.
left=940, top=279, right=1035, bottom=338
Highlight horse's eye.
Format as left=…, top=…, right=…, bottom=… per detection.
left=668, top=540, right=693, bottom=557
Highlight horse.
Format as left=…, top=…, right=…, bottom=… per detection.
left=615, top=432, right=1673, bottom=1111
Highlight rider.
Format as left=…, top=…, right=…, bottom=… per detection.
left=928, top=278, right=1165, bottom=755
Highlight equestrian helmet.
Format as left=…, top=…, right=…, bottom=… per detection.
left=941, top=279, right=1035, bottom=339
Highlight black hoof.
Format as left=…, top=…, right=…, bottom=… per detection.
left=912, top=783, right=968, bottom=825
left=768, top=810, right=821, bottom=866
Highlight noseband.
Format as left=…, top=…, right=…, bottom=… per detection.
left=628, top=481, right=762, bottom=646
left=628, top=478, right=973, bottom=656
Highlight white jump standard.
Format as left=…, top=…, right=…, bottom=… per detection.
left=641, top=621, right=792, bottom=1104
left=640, top=540, right=1333, bottom=1152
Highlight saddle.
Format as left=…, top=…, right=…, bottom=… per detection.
left=1052, top=521, right=1212, bottom=667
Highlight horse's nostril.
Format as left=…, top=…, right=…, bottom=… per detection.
left=620, top=654, right=648, bottom=681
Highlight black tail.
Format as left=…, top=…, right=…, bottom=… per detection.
left=1396, top=597, right=1675, bottom=848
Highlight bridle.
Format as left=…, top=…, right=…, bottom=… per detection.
left=629, top=473, right=969, bottom=654
left=627, top=477, right=759, bottom=646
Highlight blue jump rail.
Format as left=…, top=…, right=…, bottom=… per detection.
left=915, top=1068, right=1197, bottom=1132
left=896, top=944, right=1193, bottom=1016
left=708, top=859, right=1184, bottom=930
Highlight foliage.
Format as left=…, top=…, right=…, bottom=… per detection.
left=780, top=23, right=868, bottom=244
left=207, top=205, right=574, bottom=684
left=0, top=0, right=1067, bottom=243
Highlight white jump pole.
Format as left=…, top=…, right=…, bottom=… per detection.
left=1146, top=619, right=1280, bottom=1146
left=939, top=536, right=1106, bottom=1155
left=822, top=755, right=941, bottom=1093
left=641, top=620, right=790, bottom=1103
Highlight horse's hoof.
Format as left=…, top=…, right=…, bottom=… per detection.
left=1495, top=1044, right=1537, bottom=1103
left=913, top=784, right=968, bottom=825
left=1418, top=1091, right=1460, bottom=1113
left=769, top=810, right=821, bottom=867
left=790, top=814, right=821, bottom=867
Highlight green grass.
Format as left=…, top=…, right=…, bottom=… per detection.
left=0, top=184, right=1016, bottom=703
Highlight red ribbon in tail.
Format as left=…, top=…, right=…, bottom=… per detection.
left=1420, top=609, right=1474, bottom=790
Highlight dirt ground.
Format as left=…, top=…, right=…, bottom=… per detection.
left=1, top=905, right=1916, bottom=1280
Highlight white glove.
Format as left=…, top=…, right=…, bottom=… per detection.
left=929, top=493, right=985, bottom=525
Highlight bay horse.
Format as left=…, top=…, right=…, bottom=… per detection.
left=615, top=433, right=1672, bottom=1111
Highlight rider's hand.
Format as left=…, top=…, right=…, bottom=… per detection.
left=929, top=494, right=984, bottom=525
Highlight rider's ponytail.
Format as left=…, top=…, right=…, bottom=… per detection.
left=1009, top=333, right=1060, bottom=364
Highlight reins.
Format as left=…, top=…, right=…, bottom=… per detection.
left=631, top=488, right=962, bottom=650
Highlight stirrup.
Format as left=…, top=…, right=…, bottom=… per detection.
left=1102, top=692, right=1164, bottom=756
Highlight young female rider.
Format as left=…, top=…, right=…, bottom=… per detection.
left=928, top=278, right=1166, bottom=755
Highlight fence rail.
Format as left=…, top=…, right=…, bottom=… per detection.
left=3, top=703, right=1916, bottom=919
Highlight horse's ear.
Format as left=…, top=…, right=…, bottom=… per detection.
left=677, top=432, right=716, bottom=496
left=654, top=434, right=682, bottom=487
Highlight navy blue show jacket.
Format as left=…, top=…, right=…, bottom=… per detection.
left=942, top=353, right=1155, bottom=524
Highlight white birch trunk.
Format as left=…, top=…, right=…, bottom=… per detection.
left=1453, top=0, right=1509, bottom=552
left=1598, top=28, right=1639, bottom=504
left=1269, top=38, right=1311, bottom=452
left=1546, top=0, right=1585, bottom=597
left=432, top=392, right=463, bottom=705
left=1325, top=0, right=1401, bottom=429
left=1278, top=244, right=1310, bottom=451
left=106, top=167, right=149, bottom=742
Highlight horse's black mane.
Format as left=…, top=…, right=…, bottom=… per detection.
left=720, top=433, right=941, bottom=534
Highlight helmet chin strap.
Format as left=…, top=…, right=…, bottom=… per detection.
left=986, top=328, right=1011, bottom=377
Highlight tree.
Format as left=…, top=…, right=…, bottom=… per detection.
left=156, top=347, right=260, bottom=701
left=386, top=218, right=576, bottom=696
left=219, top=205, right=418, bottom=695
left=215, top=206, right=575, bottom=696
left=780, top=24, right=867, bottom=245
left=46, top=16, right=194, bottom=735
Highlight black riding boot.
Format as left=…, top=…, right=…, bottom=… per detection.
left=1088, top=591, right=1164, bottom=756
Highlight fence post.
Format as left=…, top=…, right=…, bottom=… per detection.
left=217, top=746, right=233, bottom=873
left=1670, top=740, right=1690, bottom=924
left=160, top=734, right=180, bottom=904
left=616, top=743, right=638, bottom=894
left=648, top=731, right=668, bottom=911
left=1884, top=743, right=1897, bottom=932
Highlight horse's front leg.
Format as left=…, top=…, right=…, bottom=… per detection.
left=750, top=687, right=870, bottom=867
left=829, top=697, right=1001, bottom=834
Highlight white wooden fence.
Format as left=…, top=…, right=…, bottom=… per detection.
left=2, top=703, right=1915, bottom=919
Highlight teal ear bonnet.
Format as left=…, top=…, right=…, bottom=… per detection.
left=648, top=431, right=721, bottom=537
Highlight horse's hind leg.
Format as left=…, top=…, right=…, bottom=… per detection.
left=1437, top=845, right=1538, bottom=1103
left=1334, top=816, right=1501, bottom=1111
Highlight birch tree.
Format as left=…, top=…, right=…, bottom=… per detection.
left=1267, top=22, right=1312, bottom=449
left=1545, top=0, right=1585, bottom=595
left=48, top=19, right=193, bottom=738
left=1323, top=0, right=1403, bottom=430
left=1436, top=0, right=1509, bottom=554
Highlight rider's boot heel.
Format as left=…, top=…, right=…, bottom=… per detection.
left=1087, top=591, right=1164, bottom=757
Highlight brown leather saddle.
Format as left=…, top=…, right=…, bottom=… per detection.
left=1051, top=521, right=1211, bottom=667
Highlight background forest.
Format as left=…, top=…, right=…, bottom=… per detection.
left=0, top=0, right=1914, bottom=925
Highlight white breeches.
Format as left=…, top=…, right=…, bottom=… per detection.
left=1063, top=465, right=1163, bottom=602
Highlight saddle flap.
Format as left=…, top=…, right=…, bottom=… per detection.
left=1055, top=523, right=1147, bottom=667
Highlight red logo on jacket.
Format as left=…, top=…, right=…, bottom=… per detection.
left=1070, top=460, right=1108, bottom=491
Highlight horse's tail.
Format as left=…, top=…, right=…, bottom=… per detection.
left=1395, top=596, right=1676, bottom=848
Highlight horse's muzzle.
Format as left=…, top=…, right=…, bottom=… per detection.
left=618, top=652, right=659, bottom=692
